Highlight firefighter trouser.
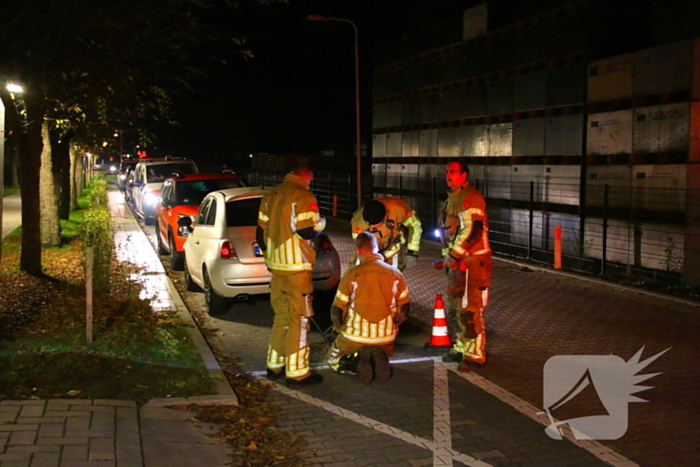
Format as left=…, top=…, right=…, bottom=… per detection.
left=446, top=257, right=491, bottom=365
left=267, top=272, right=314, bottom=380
left=328, top=334, right=394, bottom=372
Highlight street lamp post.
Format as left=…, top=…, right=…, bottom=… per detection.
left=307, top=15, right=362, bottom=209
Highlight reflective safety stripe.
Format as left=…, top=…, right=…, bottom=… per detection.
left=335, top=290, right=350, bottom=303
left=267, top=345, right=285, bottom=371
left=340, top=332, right=396, bottom=345
left=404, top=214, right=422, bottom=252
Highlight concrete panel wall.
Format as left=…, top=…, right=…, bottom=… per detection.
left=544, top=166, right=581, bottom=206
left=485, top=166, right=512, bottom=200
left=402, top=131, right=420, bottom=158
left=587, top=54, right=634, bottom=103
left=513, top=118, right=546, bottom=155
left=462, top=125, right=489, bottom=156
left=419, top=129, right=438, bottom=158
left=438, top=127, right=461, bottom=158
left=633, top=164, right=687, bottom=212
left=634, top=39, right=694, bottom=96
left=487, top=123, right=513, bottom=157
left=511, top=165, right=545, bottom=202
left=373, top=134, right=387, bottom=159
left=633, top=103, right=690, bottom=153
left=386, top=132, right=403, bottom=158
left=586, top=166, right=633, bottom=209
left=545, top=114, right=584, bottom=155
left=587, top=110, right=633, bottom=155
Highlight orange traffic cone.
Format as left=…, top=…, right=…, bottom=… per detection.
left=424, top=294, right=453, bottom=351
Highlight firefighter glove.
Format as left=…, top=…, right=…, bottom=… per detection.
left=330, top=305, right=344, bottom=332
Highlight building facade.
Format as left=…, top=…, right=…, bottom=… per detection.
left=371, top=0, right=700, bottom=283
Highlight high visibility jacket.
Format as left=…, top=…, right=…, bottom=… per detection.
left=351, top=196, right=422, bottom=260
left=333, top=252, right=410, bottom=345
left=440, top=183, right=491, bottom=260
left=258, top=173, right=326, bottom=275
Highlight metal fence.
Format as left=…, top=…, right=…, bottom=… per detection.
left=245, top=169, right=700, bottom=286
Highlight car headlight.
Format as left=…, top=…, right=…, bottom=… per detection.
left=119, top=174, right=126, bottom=180
left=143, top=192, right=159, bottom=206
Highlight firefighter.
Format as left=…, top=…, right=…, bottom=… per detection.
left=256, top=164, right=326, bottom=387
left=438, top=158, right=492, bottom=372
left=350, top=196, right=423, bottom=271
left=328, top=232, right=410, bottom=384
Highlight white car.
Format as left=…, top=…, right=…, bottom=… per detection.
left=129, top=159, right=198, bottom=225
left=180, top=187, right=341, bottom=315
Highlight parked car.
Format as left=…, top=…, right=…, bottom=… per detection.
left=178, top=187, right=341, bottom=315
left=129, top=159, right=198, bottom=225
left=117, top=159, right=139, bottom=192
left=155, top=172, right=247, bottom=270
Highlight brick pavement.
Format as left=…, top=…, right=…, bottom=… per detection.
left=1, top=189, right=237, bottom=467
left=1, top=193, right=21, bottom=240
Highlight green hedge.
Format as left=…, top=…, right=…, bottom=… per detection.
left=78, top=176, right=112, bottom=292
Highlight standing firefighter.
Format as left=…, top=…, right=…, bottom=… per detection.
left=351, top=196, right=422, bottom=270
left=438, top=159, right=492, bottom=372
left=256, top=164, right=326, bottom=387
left=328, top=232, right=410, bottom=384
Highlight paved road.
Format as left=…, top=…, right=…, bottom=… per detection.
left=135, top=191, right=700, bottom=467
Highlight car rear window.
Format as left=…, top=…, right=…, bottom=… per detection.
left=176, top=178, right=246, bottom=206
left=225, top=197, right=261, bottom=227
left=147, top=163, right=196, bottom=183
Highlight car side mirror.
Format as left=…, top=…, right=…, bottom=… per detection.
left=177, top=216, right=193, bottom=237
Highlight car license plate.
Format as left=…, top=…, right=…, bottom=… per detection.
left=253, top=243, right=263, bottom=257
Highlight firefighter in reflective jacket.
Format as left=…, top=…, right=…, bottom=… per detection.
left=328, top=232, right=410, bottom=383
left=256, top=164, right=326, bottom=386
left=438, top=159, right=492, bottom=372
left=350, top=196, right=422, bottom=270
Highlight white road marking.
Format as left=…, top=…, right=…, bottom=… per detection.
left=267, top=374, right=492, bottom=467
left=433, top=360, right=454, bottom=467
left=450, top=367, right=640, bottom=467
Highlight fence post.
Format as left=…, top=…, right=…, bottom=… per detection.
left=86, top=247, right=94, bottom=343
left=348, top=173, right=352, bottom=213
left=432, top=176, right=437, bottom=230
left=399, top=175, right=403, bottom=198
left=528, top=181, right=534, bottom=260
left=601, top=184, right=609, bottom=275
left=554, top=226, right=562, bottom=269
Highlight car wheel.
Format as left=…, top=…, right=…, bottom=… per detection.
left=184, top=255, right=201, bottom=292
left=156, top=222, right=168, bottom=255
left=169, top=232, right=184, bottom=271
left=144, top=215, right=155, bottom=226
left=203, top=266, right=228, bottom=316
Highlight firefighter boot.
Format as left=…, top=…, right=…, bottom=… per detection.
left=370, top=346, right=391, bottom=381
left=286, top=373, right=324, bottom=388
left=338, top=353, right=359, bottom=376
left=358, top=346, right=374, bottom=384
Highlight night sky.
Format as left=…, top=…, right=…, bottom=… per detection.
left=154, top=0, right=407, bottom=166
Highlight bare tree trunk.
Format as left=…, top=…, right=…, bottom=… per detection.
left=0, top=87, right=46, bottom=276
left=70, top=146, right=80, bottom=212
left=40, top=123, right=60, bottom=247
left=51, top=129, right=73, bottom=220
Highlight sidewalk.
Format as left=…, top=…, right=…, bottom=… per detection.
left=1, top=189, right=238, bottom=467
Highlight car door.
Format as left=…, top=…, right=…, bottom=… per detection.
left=185, top=196, right=215, bottom=286
left=157, top=180, right=172, bottom=245
left=132, top=165, right=145, bottom=214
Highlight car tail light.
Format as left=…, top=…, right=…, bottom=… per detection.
left=220, top=241, right=238, bottom=259
left=317, top=236, right=332, bottom=254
